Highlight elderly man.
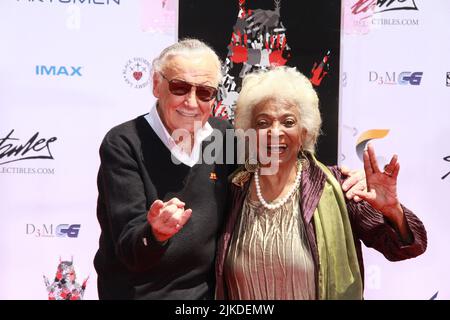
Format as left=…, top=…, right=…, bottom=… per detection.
left=94, top=38, right=234, bottom=300
left=94, top=39, right=364, bottom=300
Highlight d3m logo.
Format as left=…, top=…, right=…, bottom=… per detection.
left=398, top=72, right=423, bottom=85
left=36, top=65, right=82, bottom=77
left=26, top=224, right=81, bottom=238
left=369, top=71, right=423, bottom=85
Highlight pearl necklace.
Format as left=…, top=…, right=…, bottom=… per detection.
left=254, top=161, right=302, bottom=210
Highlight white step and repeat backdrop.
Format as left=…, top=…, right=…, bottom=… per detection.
left=0, top=0, right=448, bottom=299
left=340, top=0, right=450, bottom=299
left=0, top=0, right=177, bottom=300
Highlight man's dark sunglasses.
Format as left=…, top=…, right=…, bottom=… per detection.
left=160, top=73, right=218, bottom=102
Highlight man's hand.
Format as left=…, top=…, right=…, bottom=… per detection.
left=147, top=197, right=192, bottom=243
left=340, top=166, right=367, bottom=202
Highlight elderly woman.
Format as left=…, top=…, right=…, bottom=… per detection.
left=215, top=67, right=427, bottom=300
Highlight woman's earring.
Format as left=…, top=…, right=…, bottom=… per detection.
left=244, top=157, right=259, bottom=173
left=298, top=148, right=306, bottom=159
left=298, top=148, right=309, bottom=168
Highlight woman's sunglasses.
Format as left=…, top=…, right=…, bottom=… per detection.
left=160, top=73, right=218, bottom=102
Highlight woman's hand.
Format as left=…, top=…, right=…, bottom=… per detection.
left=353, top=144, right=411, bottom=241
left=354, top=143, right=402, bottom=219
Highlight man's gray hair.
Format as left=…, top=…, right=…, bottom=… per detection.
left=152, top=38, right=223, bottom=85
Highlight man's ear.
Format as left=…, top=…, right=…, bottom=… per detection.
left=152, top=73, right=161, bottom=98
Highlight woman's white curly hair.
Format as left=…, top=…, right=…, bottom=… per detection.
left=234, top=66, right=322, bottom=153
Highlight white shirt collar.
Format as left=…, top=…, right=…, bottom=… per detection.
left=144, top=103, right=213, bottom=167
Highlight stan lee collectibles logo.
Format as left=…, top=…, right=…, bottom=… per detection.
left=0, top=130, right=57, bottom=165
left=123, top=57, right=151, bottom=89
left=344, top=0, right=419, bottom=34
left=352, top=0, right=418, bottom=18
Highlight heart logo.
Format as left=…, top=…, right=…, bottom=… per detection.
left=133, top=71, right=143, bottom=81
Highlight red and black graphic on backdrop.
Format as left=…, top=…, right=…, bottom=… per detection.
left=43, top=258, right=88, bottom=300
left=179, top=0, right=340, bottom=164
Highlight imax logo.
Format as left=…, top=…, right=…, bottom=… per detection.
left=26, top=223, right=81, bottom=238
left=36, top=65, right=82, bottom=76
left=369, top=71, right=423, bottom=85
